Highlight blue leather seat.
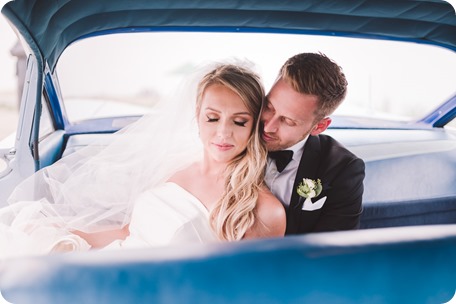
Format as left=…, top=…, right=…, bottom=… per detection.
left=1, top=225, right=456, bottom=303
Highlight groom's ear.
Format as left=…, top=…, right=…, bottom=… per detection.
left=310, top=117, right=331, bottom=136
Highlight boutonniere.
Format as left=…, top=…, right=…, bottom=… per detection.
left=297, top=178, right=326, bottom=211
left=297, top=178, right=322, bottom=199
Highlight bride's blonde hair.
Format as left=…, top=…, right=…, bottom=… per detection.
left=196, top=64, right=267, bottom=241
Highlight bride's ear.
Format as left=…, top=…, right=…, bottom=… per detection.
left=310, top=117, right=331, bottom=136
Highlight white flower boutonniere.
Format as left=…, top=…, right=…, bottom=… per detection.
left=297, top=178, right=322, bottom=199
left=298, top=178, right=326, bottom=211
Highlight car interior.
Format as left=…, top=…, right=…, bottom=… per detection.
left=1, top=1, right=455, bottom=303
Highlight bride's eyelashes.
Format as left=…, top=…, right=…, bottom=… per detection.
left=206, top=115, right=218, bottom=123
left=206, top=115, right=248, bottom=127
left=234, top=120, right=247, bottom=127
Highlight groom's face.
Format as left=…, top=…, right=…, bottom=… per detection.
left=261, top=79, right=319, bottom=151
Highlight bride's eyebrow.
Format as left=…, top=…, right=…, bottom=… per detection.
left=204, top=107, right=220, bottom=113
left=205, top=107, right=251, bottom=116
left=233, top=112, right=252, bottom=116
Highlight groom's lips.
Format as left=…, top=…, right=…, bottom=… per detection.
left=262, top=132, right=276, bottom=142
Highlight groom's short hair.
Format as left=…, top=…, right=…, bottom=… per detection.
left=278, top=52, right=348, bottom=121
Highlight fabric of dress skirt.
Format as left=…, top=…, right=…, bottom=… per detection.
left=0, top=183, right=218, bottom=260
left=0, top=200, right=91, bottom=259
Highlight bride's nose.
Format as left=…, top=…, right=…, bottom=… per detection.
left=217, top=121, right=233, bottom=138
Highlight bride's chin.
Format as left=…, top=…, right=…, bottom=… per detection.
left=209, top=154, right=235, bottom=165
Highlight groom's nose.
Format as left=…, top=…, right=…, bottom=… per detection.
left=263, top=115, right=279, bottom=133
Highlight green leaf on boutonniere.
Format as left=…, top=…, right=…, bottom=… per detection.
left=297, top=178, right=322, bottom=199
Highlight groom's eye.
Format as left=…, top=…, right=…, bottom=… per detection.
left=279, top=116, right=295, bottom=126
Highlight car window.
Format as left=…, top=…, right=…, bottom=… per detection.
left=56, top=32, right=456, bottom=125
left=0, top=15, right=21, bottom=142
left=38, top=93, right=54, bottom=139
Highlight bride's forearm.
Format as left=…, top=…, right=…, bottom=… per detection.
left=72, top=225, right=130, bottom=249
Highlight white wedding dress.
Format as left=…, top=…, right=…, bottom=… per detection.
left=105, top=182, right=218, bottom=249
left=0, top=182, right=218, bottom=260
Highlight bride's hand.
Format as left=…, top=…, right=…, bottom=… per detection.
left=50, top=236, right=91, bottom=252
left=71, top=225, right=130, bottom=249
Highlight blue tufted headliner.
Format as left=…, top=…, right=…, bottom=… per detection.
left=2, top=0, right=456, bottom=72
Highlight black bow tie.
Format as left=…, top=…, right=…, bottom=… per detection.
left=269, top=150, right=293, bottom=173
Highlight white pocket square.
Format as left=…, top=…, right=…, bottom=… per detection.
left=302, top=196, right=327, bottom=211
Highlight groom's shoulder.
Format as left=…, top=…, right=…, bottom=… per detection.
left=315, top=133, right=361, bottom=161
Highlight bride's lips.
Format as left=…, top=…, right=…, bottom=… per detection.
left=214, top=143, right=234, bottom=151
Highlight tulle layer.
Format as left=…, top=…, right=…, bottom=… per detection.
left=6, top=71, right=203, bottom=234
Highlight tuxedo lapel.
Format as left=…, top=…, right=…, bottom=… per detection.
left=286, top=135, right=322, bottom=234
left=289, top=135, right=322, bottom=209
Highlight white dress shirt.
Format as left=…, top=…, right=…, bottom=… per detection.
left=265, top=137, right=308, bottom=207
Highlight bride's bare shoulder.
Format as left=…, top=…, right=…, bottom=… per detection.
left=256, top=187, right=286, bottom=237
left=167, top=162, right=199, bottom=185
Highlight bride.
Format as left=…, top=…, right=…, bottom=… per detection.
left=0, top=63, right=285, bottom=259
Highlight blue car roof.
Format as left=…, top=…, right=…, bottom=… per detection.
left=2, top=0, right=456, bottom=72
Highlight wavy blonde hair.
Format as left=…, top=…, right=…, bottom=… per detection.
left=196, top=64, right=267, bottom=241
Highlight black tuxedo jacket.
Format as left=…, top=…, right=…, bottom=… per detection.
left=285, top=134, right=365, bottom=235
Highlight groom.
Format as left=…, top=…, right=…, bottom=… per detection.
left=263, top=52, right=365, bottom=235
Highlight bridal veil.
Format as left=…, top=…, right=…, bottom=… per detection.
left=1, top=63, right=217, bottom=234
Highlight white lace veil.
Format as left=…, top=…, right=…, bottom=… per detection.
left=4, top=63, right=221, bottom=233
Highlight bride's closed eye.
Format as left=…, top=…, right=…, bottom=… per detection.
left=234, top=120, right=248, bottom=127
left=206, top=115, right=248, bottom=127
left=206, top=115, right=218, bottom=123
